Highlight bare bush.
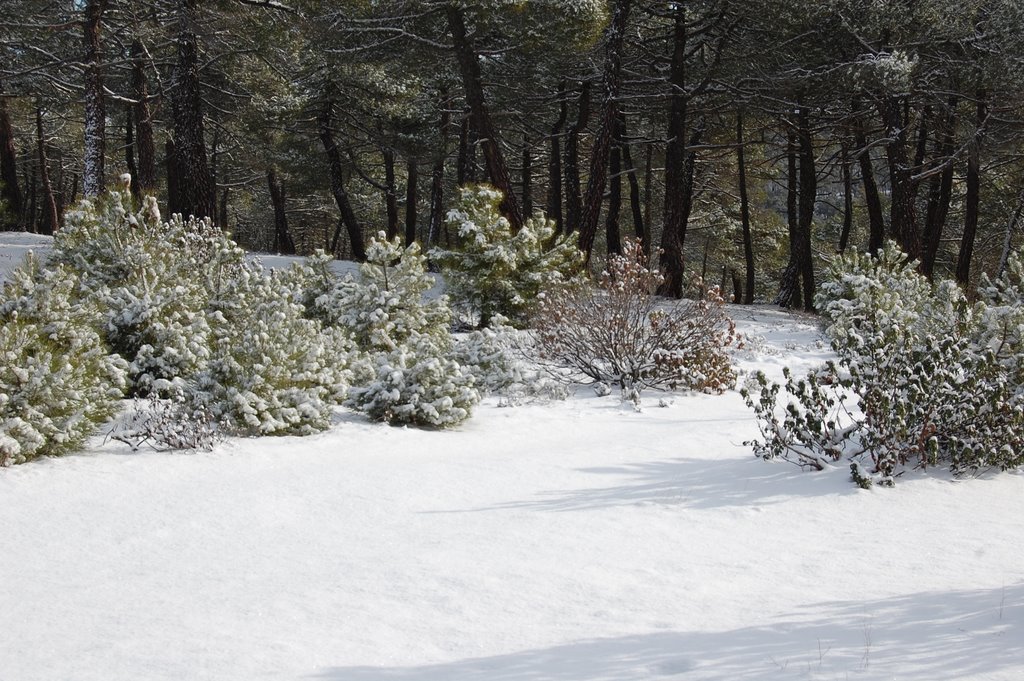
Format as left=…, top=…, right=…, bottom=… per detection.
left=107, top=396, right=221, bottom=452
left=531, top=239, right=738, bottom=398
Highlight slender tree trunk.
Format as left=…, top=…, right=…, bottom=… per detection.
left=921, top=98, right=956, bottom=279
left=318, top=99, right=365, bottom=261
left=658, top=5, right=693, bottom=298
left=854, top=98, right=885, bottom=255
left=457, top=113, right=476, bottom=185
left=82, top=0, right=107, bottom=197
left=605, top=137, right=622, bottom=256
left=737, top=110, right=755, bottom=303
left=956, top=92, right=987, bottom=286
left=131, top=39, right=156, bottom=193
left=26, top=165, right=37, bottom=233
left=838, top=140, right=853, bottom=253
left=383, top=146, right=399, bottom=239
left=53, top=145, right=65, bottom=226
left=578, top=0, right=632, bottom=261
left=564, top=82, right=590, bottom=233
left=547, top=83, right=567, bottom=233
left=428, top=92, right=450, bottom=247
left=170, top=0, right=214, bottom=219
left=521, top=135, right=532, bottom=218
left=0, top=87, right=24, bottom=230
left=643, top=143, right=653, bottom=260
left=267, top=168, right=295, bottom=255
left=35, top=107, right=58, bottom=236
left=880, top=97, right=918, bottom=257
left=405, top=157, right=418, bottom=245
left=796, top=106, right=816, bottom=311
left=219, top=187, right=229, bottom=233
left=619, top=114, right=646, bottom=254
left=997, top=188, right=1024, bottom=278
left=125, top=109, right=140, bottom=199
left=446, top=6, right=522, bottom=231
left=777, top=124, right=802, bottom=309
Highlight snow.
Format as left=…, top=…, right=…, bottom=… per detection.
left=1, top=236, right=1023, bottom=680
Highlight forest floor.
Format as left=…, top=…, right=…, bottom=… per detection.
left=2, top=233, right=1023, bottom=681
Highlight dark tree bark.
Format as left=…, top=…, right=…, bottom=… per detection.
left=0, top=87, right=24, bottom=230
left=546, top=83, right=568, bottom=233
left=383, top=146, right=399, bottom=239
left=564, top=81, right=590, bottom=233
left=853, top=99, right=885, bottom=255
left=125, top=110, right=140, bottom=199
left=880, top=97, right=918, bottom=257
left=446, top=6, right=522, bottom=231
left=956, top=93, right=987, bottom=286
left=456, top=113, right=477, bottom=185
left=619, top=114, right=646, bottom=254
left=82, top=0, right=107, bottom=197
left=521, top=135, right=532, bottom=217
left=165, top=138, right=179, bottom=215
left=219, top=187, right=229, bottom=233
left=737, top=110, right=755, bottom=303
left=318, top=99, right=365, bottom=261
left=920, top=99, right=957, bottom=279
left=170, top=0, right=214, bottom=219
left=428, top=93, right=451, bottom=247
left=605, top=139, right=622, bottom=256
left=796, top=106, right=816, bottom=310
left=577, top=0, right=632, bottom=262
left=26, top=165, right=37, bottom=233
left=131, top=39, right=156, bottom=193
left=35, top=107, right=58, bottom=236
left=267, top=168, right=295, bottom=255
left=642, top=143, right=653, bottom=260
left=405, top=157, right=418, bottom=246
left=838, top=140, right=853, bottom=254
left=658, top=5, right=698, bottom=298
left=776, top=125, right=802, bottom=309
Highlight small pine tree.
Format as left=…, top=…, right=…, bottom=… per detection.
left=431, top=184, right=581, bottom=327
left=308, top=233, right=479, bottom=427
left=0, top=255, right=127, bottom=465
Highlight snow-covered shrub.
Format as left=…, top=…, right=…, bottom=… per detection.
left=0, top=256, right=127, bottom=465
left=308, top=233, right=479, bottom=427
left=191, top=261, right=349, bottom=436
left=742, top=244, right=1024, bottom=484
left=346, top=334, right=479, bottom=427
left=52, top=190, right=240, bottom=394
left=431, top=184, right=581, bottom=327
left=532, top=239, right=738, bottom=399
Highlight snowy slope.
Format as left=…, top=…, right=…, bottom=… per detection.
left=0, top=231, right=52, bottom=283
left=1, top=241, right=1022, bottom=681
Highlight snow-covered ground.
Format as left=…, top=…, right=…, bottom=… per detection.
left=1, top=232, right=1022, bottom=680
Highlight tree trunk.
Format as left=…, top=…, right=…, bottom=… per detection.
left=605, top=138, right=622, bottom=256
left=170, top=0, right=214, bottom=219
left=854, top=99, right=885, bottom=255
left=428, top=92, right=450, bottom=247
left=997, top=188, right=1024, bottom=278
left=776, top=124, right=802, bottom=309
left=405, top=157, right=418, bottom=245
left=880, top=96, right=918, bottom=257
left=26, top=165, right=37, bottom=233
left=737, top=110, right=755, bottom=303
left=82, top=0, right=107, bottom=197
left=456, top=113, right=476, bottom=185
left=578, top=0, right=632, bottom=262
left=318, top=99, right=365, bottom=261
left=619, top=114, right=646, bottom=254
left=838, top=140, right=853, bottom=253
left=642, top=143, right=653, bottom=260
left=547, top=83, right=567, bottom=233
left=267, top=168, right=295, bottom=255
left=35, top=107, right=58, bottom=236
left=657, top=5, right=695, bottom=298
left=131, top=39, right=156, bottom=193
left=956, top=92, right=987, bottom=286
left=383, top=146, right=399, bottom=239
left=564, top=81, right=590, bottom=234
left=0, top=87, right=23, bottom=230
left=446, top=6, right=522, bottom=231
left=125, top=109, right=140, bottom=199
left=920, top=99, right=956, bottom=279
left=521, top=136, right=532, bottom=218
left=796, top=106, right=816, bottom=311
left=219, top=187, right=229, bottom=233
